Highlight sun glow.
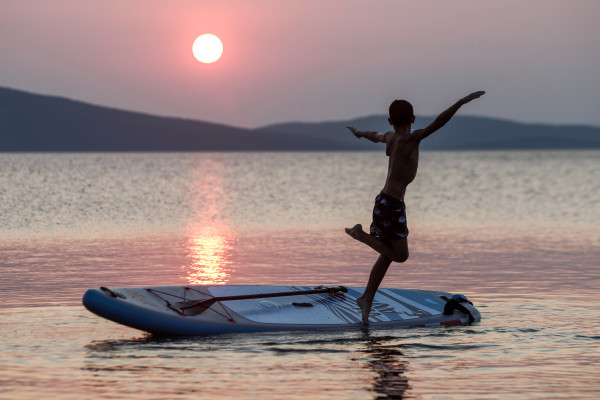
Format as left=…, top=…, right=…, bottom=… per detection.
left=192, top=34, right=223, bottom=64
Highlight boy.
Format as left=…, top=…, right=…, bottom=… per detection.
left=345, top=91, right=485, bottom=325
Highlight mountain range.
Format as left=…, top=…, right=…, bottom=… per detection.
left=1, top=86, right=599, bottom=151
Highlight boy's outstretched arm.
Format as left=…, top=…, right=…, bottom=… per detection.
left=412, top=91, right=485, bottom=142
left=347, top=126, right=387, bottom=143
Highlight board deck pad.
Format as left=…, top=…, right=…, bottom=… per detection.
left=83, top=285, right=480, bottom=336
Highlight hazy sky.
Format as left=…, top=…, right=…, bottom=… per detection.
left=1, top=0, right=599, bottom=128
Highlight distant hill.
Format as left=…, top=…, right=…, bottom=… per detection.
left=1, top=86, right=599, bottom=151
left=0, top=87, right=345, bottom=151
left=259, top=115, right=600, bottom=150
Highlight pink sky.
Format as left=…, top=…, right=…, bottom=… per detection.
left=1, top=0, right=599, bottom=128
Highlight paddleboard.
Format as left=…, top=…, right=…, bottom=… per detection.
left=82, top=285, right=480, bottom=336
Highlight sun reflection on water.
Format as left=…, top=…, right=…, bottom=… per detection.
left=183, top=227, right=234, bottom=285
left=180, top=156, right=236, bottom=285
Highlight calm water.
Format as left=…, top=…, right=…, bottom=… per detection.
left=1, top=151, right=599, bottom=399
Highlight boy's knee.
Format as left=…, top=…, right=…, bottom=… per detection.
left=392, top=250, right=409, bottom=263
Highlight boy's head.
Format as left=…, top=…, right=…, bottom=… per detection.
left=388, top=100, right=414, bottom=127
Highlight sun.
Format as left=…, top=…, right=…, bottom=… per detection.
left=192, top=34, right=223, bottom=64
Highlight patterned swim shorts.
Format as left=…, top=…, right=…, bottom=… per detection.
left=370, top=192, right=409, bottom=241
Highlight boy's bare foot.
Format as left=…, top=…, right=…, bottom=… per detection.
left=356, top=296, right=372, bottom=326
left=345, top=224, right=364, bottom=241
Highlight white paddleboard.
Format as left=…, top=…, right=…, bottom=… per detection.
left=82, top=285, right=480, bottom=335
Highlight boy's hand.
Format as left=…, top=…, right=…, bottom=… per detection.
left=461, top=91, right=485, bottom=104
left=347, top=126, right=360, bottom=138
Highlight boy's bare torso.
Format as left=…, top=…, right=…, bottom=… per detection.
left=382, top=130, right=420, bottom=200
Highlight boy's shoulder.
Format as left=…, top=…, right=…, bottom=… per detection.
left=386, top=130, right=420, bottom=144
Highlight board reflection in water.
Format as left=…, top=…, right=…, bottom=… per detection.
left=361, top=333, right=410, bottom=399
left=82, top=331, right=412, bottom=399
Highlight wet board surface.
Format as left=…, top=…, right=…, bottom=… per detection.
left=82, top=285, right=480, bottom=336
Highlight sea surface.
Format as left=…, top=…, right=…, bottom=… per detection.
left=1, top=151, right=599, bottom=399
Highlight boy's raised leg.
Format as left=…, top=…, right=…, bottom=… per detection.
left=345, top=224, right=396, bottom=260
